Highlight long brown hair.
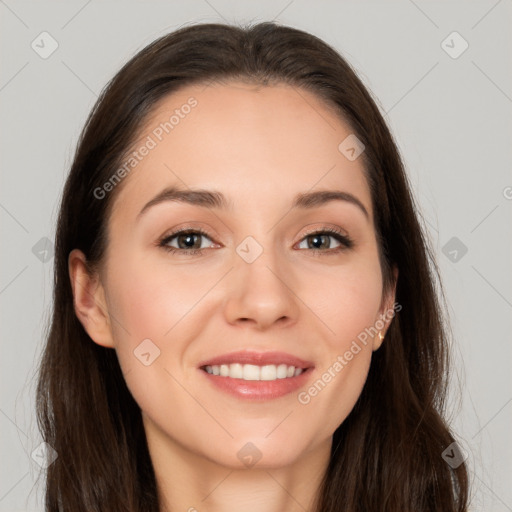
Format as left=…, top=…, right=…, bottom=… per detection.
left=36, top=22, right=469, bottom=511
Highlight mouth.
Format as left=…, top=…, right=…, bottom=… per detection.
left=201, top=363, right=306, bottom=381
left=197, top=350, right=314, bottom=400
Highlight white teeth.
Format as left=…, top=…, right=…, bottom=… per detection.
left=203, top=363, right=304, bottom=381
left=243, top=364, right=260, bottom=380
left=230, top=363, right=243, bottom=379
left=276, top=364, right=288, bottom=379
left=260, top=365, right=276, bottom=381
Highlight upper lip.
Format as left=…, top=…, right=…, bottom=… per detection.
left=198, top=350, right=314, bottom=369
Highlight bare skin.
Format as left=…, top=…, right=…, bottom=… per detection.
left=69, top=81, right=397, bottom=512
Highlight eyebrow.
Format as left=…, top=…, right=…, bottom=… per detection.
left=137, top=186, right=369, bottom=220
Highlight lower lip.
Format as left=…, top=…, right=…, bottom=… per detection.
left=199, top=368, right=313, bottom=400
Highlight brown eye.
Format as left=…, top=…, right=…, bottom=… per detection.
left=297, top=230, right=353, bottom=252
left=305, top=234, right=336, bottom=250
left=159, top=229, right=216, bottom=254
left=175, top=232, right=203, bottom=249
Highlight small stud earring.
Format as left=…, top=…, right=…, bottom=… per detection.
left=378, top=331, right=385, bottom=341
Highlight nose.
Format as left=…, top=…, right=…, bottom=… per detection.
left=223, top=245, right=300, bottom=331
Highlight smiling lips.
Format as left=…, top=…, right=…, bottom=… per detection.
left=198, top=350, right=314, bottom=400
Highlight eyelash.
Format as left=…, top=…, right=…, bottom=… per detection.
left=158, top=227, right=354, bottom=256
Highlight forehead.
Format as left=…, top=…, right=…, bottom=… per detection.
left=110, top=81, right=373, bottom=222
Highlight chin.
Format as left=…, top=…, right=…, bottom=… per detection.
left=203, top=435, right=313, bottom=470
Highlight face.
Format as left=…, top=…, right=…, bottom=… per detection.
left=71, top=81, right=397, bottom=470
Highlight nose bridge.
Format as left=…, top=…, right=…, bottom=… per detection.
left=237, top=235, right=283, bottom=288
left=223, top=232, right=300, bottom=328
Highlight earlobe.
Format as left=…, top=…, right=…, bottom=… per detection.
left=68, top=249, right=115, bottom=348
left=373, top=265, right=399, bottom=351
left=373, top=330, right=385, bottom=351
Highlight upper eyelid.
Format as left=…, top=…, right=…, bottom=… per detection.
left=300, top=226, right=348, bottom=237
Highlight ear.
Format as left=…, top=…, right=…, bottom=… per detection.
left=372, top=265, right=399, bottom=351
left=68, top=249, right=115, bottom=348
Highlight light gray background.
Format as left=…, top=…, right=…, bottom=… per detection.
left=1, top=1, right=511, bottom=510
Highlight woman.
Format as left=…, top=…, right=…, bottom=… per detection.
left=36, top=22, right=469, bottom=511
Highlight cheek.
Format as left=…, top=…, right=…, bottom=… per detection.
left=105, top=253, right=221, bottom=342
left=302, top=256, right=383, bottom=347
left=295, top=258, right=382, bottom=431
left=102, top=253, right=225, bottom=398
left=102, top=257, right=217, bottom=437
left=301, top=344, right=372, bottom=431
left=297, top=309, right=375, bottom=440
